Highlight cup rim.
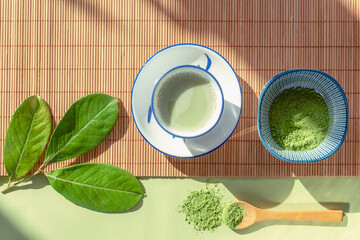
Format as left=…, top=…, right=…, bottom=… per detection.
left=151, top=64, right=224, bottom=139
left=257, top=68, right=349, bottom=163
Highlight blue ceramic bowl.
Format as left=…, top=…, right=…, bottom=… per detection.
left=258, top=69, right=348, bottom=163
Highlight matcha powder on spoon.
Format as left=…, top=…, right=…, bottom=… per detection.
left=269, top=87, right=330, bottom=151
left=222, top=203, right=247, bottom=229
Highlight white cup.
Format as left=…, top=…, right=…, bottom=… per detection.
left=151, top=65, right=224, bottom=138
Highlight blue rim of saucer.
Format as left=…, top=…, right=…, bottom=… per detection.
left=150, top=65, right=225, bottom=139
left=131, top=43, right=242, bottom=158
left=257, top=68, right=349, bottom=163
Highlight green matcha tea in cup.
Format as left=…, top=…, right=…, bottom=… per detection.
left=151, top=65, right=224, bottom=138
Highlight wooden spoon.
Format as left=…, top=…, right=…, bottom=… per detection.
left=232, top=201, right=343, bottom=230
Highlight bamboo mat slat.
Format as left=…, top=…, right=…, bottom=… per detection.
left=0, top=0, right=359, bottom=177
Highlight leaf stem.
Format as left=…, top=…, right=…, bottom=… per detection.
left=1, top=164, right=45, bottom=193
left=1, top=179, right=13, bottom=193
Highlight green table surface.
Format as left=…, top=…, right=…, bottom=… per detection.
left=0, top=176, right=359, bottom=240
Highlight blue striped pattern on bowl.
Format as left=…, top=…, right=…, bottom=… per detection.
left=258, top=69, right=348, bottom=163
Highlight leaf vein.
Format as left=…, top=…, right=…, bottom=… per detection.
left=46, top=173, right=142, bottom=196
left=45, top=99, right=117, bottom=164
left=12, top=104, right=38, bottom=179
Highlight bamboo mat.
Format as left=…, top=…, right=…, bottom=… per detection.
left=0, top=0, right=359, bottom=177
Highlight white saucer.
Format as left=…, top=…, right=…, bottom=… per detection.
left=131, top=43, right=242, bottom=158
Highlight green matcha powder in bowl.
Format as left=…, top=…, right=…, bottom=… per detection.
left=258, top=69, right=348, bottom=163
left=269, top=87, right=329, bottom=152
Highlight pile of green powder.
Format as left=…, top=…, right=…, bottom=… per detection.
left=269, top=87, right=330, bottom=151
left=179, top=187, right=225, bottom=231
left=222, top=203, right=247, bottom=229
left=179, top=186, right=247, bottom=231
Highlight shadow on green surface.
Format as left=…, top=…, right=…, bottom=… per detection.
left=321, top=202, right=350, bottom=213
left=300, top=178, right=360, bottom=213
left=0, top=176, right=48, bottom=194
left=191, top=177, right=296, bottom=209
left=123, top=180, right=147, bottom=214
left=0, top=212, right=30, bottom=240
left=123, top=198, right=144, bottom=214
left=221, top=178, right=295, bottom=209
left=0, top=177, right=8, bottom=188
left=3, top=177, right=48, bottom=194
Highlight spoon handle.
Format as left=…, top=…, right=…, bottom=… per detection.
left=258, top=209, right=343, bottom=222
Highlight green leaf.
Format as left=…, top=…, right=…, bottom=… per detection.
left=4, top=95, right=51, bottom=181
left=44, top=93, right=119, bottom=165
left=46, top=163, right=144, bottom=212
